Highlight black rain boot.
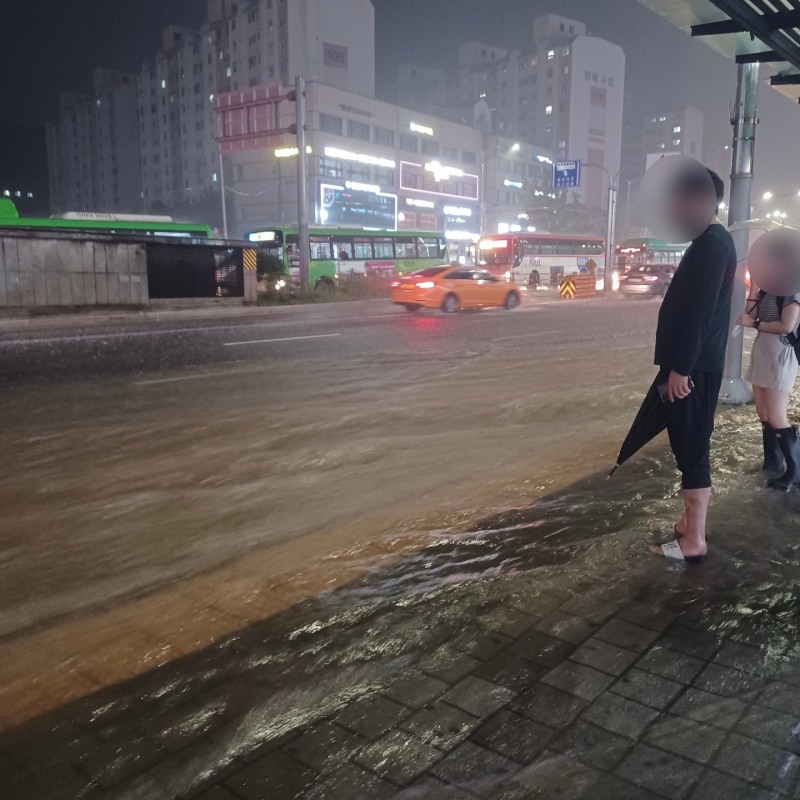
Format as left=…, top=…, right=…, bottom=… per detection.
left=762, top=421, right=785, bottom=474
left=767, top=426, right=800, bottom=491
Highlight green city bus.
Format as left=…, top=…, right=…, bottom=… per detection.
left=0, top=198, right=214, bottom=239
left=616, top=237, right=686, bottom=272
left=246, top=226, right=448, bottom=288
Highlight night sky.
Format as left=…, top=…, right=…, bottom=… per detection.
left=2, top=0, right=799, bottom=203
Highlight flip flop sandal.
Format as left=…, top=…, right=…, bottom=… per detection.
left=657, top=539, right=707, bottom=565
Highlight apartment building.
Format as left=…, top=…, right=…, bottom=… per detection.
left=396, top=14, right=625, bottom=210
left=136, top=0, right=374, bottom=211
left=46, top=69, right=141, bottom=213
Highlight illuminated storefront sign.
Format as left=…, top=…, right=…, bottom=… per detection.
left=275, top=146, right=312, bottom=158
left=410, top=122, right=434, bottom=136
left=400, top=161, right=479, bottom=201
left=345, top=180, right=381, bottom=194
left=504, top=179, right=524, bottom=189
left=425, top=161, right=464, bottom=182
left=324, top=146, right=396, bottom=169
left=320, top=183, right=397, bottom=228
left=406, top=197, right=435, bottom=209
left=443, top=205, right=472, bottom=217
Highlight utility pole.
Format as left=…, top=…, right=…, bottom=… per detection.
left=604, top=183, right=617, bottom=294
left=218, top=152, right=228, bottom=238
left=720, top=62, right=759, bottom=406
left=292, top=76, right=310, bottom=292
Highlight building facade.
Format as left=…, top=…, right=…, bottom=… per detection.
left=221, top=81, right=554, bottom=240
left=46, top=69, right=141, bottom=214
left=46, top=0, right=374, bottom=217
left=642, top=105, right=704, bottom=167
left=396, top=14, right=625, bottom=210
left=136, top=0, right=375, bottom=213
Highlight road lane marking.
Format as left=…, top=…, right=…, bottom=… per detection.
left=135, top=369, right=256, bottom=386
left=493, top=330, right=558, bottom=342
left=223, top=333, right=343, bottom=346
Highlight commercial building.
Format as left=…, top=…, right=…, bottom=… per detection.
left=396, top=14, right=625, bottom=210
left=220, top=81, right=554, bottom=240
left=46, top=69, right=141, bottom=214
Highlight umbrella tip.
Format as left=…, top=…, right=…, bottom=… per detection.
left=608, top=465, right=619, bottom=479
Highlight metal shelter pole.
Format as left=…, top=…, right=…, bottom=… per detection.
left=720, top=62, right=759, bottom=405
left=295, top=76, right=310, bottom=293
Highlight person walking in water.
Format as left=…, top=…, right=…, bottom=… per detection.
left=737, top=286, right=800, bottom=490
left=651, top=169, right=736, bottom=564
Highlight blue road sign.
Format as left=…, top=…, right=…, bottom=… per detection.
left=553, top=160, right=581, bottom=189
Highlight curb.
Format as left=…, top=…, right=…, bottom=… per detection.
left=0, top=298, right=387, bottom=333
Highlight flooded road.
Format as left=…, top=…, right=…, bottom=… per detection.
left=1, top=299, right=799, bottom=799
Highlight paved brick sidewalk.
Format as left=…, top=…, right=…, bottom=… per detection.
left=3, top=558, right=800, bottom=799
left=2, top=459, right=799, bottom=800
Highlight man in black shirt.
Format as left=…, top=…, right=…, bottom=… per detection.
left=652, top=169, right=736, bottom=563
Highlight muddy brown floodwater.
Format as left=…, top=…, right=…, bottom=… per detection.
left=0, top=306, right=791, bottom=744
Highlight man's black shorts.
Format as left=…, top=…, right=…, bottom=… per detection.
left=657, top=368, right=723, bottom=490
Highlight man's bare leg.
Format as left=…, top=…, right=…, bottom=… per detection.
left=677, top=488, right=710, bottom=557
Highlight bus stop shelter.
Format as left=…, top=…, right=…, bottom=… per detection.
left=634, top=0, right=800, bottom=403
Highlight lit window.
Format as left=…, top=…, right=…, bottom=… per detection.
left=547, top=50, right=555, bottom=60
left=658, top=116, right=667, bottom=122
left=161, top=79, right=166, bottom=89
left=672, top=139, right=681, bottom=146
left=673, top=126, right=681, bottom=133
left=545, top=105, right=553, bottom=115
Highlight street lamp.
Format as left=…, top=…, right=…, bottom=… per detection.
left=582, top=162, right=641, bottom=293
left=480, top=138, right=531, bottom=236
left=762, top=191, right=773, bottom=200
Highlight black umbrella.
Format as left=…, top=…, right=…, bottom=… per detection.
left=608, top=375, right=667, bottom=477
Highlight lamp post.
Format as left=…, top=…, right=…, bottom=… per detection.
left=583, top=162, right=640, bottom=294
left=481, top=138, right=529, bottom=236
left=218, top=152, right=229, bottom=238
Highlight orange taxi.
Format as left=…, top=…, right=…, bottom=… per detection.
left=391, top=266, right=522, bottom=313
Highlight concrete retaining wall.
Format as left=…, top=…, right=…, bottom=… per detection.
left=0, top=232, right=148, bottom=308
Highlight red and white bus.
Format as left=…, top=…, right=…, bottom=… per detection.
left=477, top=233, right=606, bottom=287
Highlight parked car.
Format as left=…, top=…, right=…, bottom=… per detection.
left=618, top=264, right=675, bottom=297
left=391, top=266, right=521, bottom=313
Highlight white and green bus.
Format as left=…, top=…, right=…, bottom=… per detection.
left=246, top=227, right=448, bottom=289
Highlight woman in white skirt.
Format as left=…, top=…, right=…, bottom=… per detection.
left=738, top=288, right=800, bottom=490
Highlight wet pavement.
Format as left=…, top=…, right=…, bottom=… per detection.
left=2, top=299, right=799, bottom=799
